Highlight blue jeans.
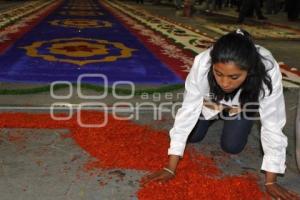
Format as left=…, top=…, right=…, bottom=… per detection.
left=187, top=113, right=254, bottom=154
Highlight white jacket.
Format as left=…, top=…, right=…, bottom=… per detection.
left=168, top=46, right=288, bottom=174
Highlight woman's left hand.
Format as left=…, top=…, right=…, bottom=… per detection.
left=265, top=183, right=300, bottom=200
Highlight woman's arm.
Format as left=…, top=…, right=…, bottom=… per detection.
left=259, top=52, right=300, bottom=199
left=141, top=50, right=211, bottom=184
left=167, top=155, right=180, bottom=172
left=259, top=49, right=287, bottom=174
left=265, top=172, right=300, bottom=200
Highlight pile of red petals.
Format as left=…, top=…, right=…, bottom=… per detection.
left=0, top=111, right=270, bottom=199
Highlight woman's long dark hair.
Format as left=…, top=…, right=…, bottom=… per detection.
left=208, top=29, right=273, bottom=107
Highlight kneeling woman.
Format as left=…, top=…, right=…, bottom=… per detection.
left=142, top=29, right=300, bottom=200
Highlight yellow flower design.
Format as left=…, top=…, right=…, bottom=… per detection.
left=49, top=19, right=112, bottom=29
left=59, top=11, right=103, bottom=16
left=21, top=38, right=136, bottom=66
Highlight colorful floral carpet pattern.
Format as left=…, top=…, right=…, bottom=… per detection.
left=198, top=9, right=300, bottom=40
left=0, top=0, right=183, bottom=85
left=0, top=111, right=271, bottom=199
left=0, top=0, right=56, bottom=29
left=203, top=22, right=300, bottom=40
left=104, top=0, right=300, bottom=88
left=0, top=0, right=299, bottom=90
left=0, top=0, right=62, bottom=53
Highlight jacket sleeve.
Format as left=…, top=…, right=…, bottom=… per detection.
left=168, top=52, right=208, bottom=156
left=259, top=53, right=288, bottom=174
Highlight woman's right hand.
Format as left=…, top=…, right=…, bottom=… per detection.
left=141, top=155, right=180, bottom=186
left=141, top=168, right=175, bottom=186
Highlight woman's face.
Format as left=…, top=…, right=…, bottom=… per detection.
left=213, top=62, right=248, bottom=93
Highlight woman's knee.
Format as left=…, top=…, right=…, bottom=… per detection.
left=220, top=140, right=246, bottom=154
left=187, top=119, right=211, bottom=143
left=221, top=118, right=253, bottom=154
left=187, top=134, right=205, bottom=143
left=187, top=138, right=200, bottom=143
left=187, top=127, right=207, bottom=143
